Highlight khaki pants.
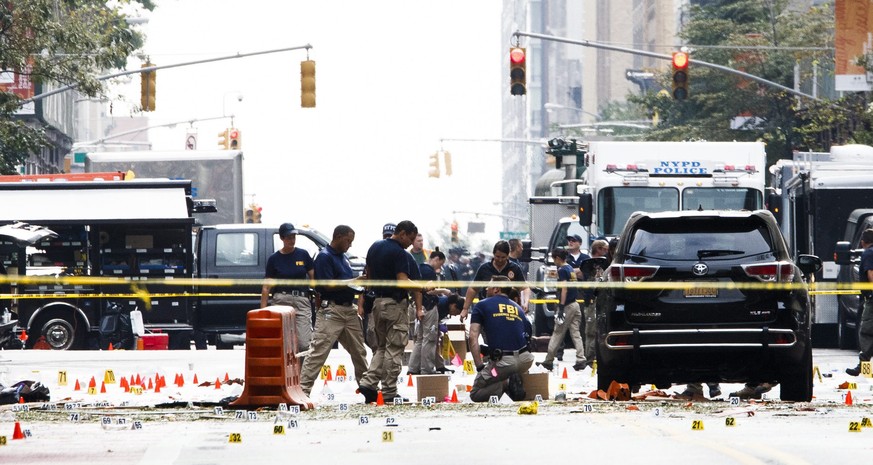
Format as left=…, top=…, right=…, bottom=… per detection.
left=360, top=297, right=408, bottom=400
left=583, top=300, right=596, bottom=362
left=270, top=293, right=312, bottom=353
left=544, top=301, right=586, bottom=364
left=859, top=297, right=873, bottom=360
left=408, top=307, right=439, bottom=374
left=299, top=302, right=369, bottom=394
left=470, top=351, right=535, bottom=402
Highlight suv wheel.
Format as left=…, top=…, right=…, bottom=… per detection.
left=779, top=345, right=813, bottom=402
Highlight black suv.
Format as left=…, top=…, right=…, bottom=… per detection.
left=596, top=210, right=821, bottom=401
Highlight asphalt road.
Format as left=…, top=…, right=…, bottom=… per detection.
left=1, top=347, right=871, bottom=464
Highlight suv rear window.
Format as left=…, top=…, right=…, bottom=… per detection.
left=627, top=217, right=774, bottom=261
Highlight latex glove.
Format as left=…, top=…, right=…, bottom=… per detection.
left=555, top=305, right=566, bottom=325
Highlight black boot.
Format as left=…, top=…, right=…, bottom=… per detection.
left=846, top=362, right=862, bottom=377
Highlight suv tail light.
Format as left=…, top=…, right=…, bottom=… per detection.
left=608, top=264, right=659, bottom=282
left=741, top=262, right=795, bottom=282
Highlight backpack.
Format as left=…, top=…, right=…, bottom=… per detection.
left=98, top=302, right=134, bottom=350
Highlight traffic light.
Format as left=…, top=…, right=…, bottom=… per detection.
left=509, top=47, right=526, bottom=96
left=428, top=152, right=440, bottom=178
left=301, top=60, right=316, bottom=108
left=249, top=203, right=262, bottom=223
left=451, top=220, right=459, bottom=243
left=443, top=151, right=452, bottom=176
left=671, top=51, right=689, bottom=100
left=217, top=129, right=229, bottom=149
left=140, top=63, right=156, bottom=111
left=244, top=208, right=254, bottom=223
left=229, top=128, right=241, bottom=150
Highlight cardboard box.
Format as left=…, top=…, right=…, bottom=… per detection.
left=447, top=330, right=467, bottom=359
left=416, top=374, right=450, bottom=402
left=521, top=372, right=549, bottom=401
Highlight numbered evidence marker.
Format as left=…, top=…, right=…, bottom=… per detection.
left=228, top=432, right=243, bottom=443
left=0, top=435, right=6, bottom=446
left=489, top=395, right=499, bottom=405
left=862, top=361, right=872, bottom=378
left=861, top=417, right=872, bottom=428
left=338, top=403, right=349, bottom=412
left=582, top=403, right=594, bottom=413
left=287, top=419, right=300, bottom=430
left=691, top=420, right=705, bottom=431
left=359, top=415, right=370, bottom=426
left=320, top=365, right=332, bottom=380
left=463, top=359, right=475, bottom=375
left=273, top=424, right=286, bottom=435
left=385, top=417, right=397, bottom=426
left=725, top=417, right=737, bottom=427
left=57, top=370, right=68, bottom=386
left=729, top=396, right=741, bottom=406
left=653, top=407, right=662, bottom=417
left=381, top=430, right=394, bottom=443
left=104, top=370, right=116, bottom=384
left=849, top=421, right=862, bottom=433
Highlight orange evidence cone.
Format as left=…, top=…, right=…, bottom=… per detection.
left=376, top=390, right=385, bottom=406
left=18, top=396, right=24, bottom=404
left=407, top=375, right=414, bottom=387
left=73, top=379, right=81, bottom=391
left=326, top=369, right=333, bottom=382
left=134, top=374, right=142, bottom=386
left=18, top=330, right=27, bottom=342
left=100, top=382, right=107, bottom=394
left=193, top=374, right=199, bottom=384
left=88, top=376, right=96, bottom=389
left=450, top=389, right=459, bottom=403
left=108, top=342, right=114, bottom=351
left=561, top=367, right=568, bottom=379
left=214, top=378, right=222, bottom=389
left=155, top=381, right=162, bottom=393
left=12, top=422, right=24, bottom=440
left=846, top=390, right=853, bottom=406
left=120, top=376, right=129, bottom=389
left=147, top=378, right=153, bottom=390
left=224, top=372, right=230, bottom=383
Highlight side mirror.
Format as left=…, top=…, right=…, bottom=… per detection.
left=796, top=254, right=823, bottom=276
left=833, top=241, right=864, bottom=266
left=766, top=192, right=782, bottom=224
left=520, top=240, right=533, bottom=263
left=578, top=193, right=593, bottom=226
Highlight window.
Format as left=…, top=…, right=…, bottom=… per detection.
left=215, top=233, right=258, bottom=266
left=628, top=218, right=773, bottom=261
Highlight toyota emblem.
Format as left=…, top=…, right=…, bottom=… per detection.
left=692, top=263, right=708, bottom=276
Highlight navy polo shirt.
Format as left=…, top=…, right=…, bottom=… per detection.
left=471, top=260, right=526, bottom=299
left=366, top=238, right=413, bottom=296
left=470, top=294, right=530, bottom=352
left=568, top=252, right=590, bottom=269
left=314, top=244, right=355, bottom=303
left=557, top=263, right=578, bottom=305
left=265, top=248, right=313, bottom=293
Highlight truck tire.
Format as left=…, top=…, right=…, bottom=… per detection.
left=837, top=308, right=857, bottom=350
left=31, top=315, right=81, bottom=350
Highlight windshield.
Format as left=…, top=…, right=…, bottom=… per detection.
left=597, top=187, right=679, bottom=236
left=682, top=187, right=762, bottom=211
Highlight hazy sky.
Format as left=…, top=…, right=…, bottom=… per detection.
left=117, top=0, right=505, bottom=256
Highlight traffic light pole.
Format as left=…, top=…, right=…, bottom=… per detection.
left=22, top=44, right=313, bottom=105
left=512, top=30, right=824, bottom=104
left=74, top=114, right=232, bottom=146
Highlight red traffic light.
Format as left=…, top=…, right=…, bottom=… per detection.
left=672, top=51, right=689, bottom=70
left=509, top=47, right=527, bottom=96
left=229, top=129, right=239, bottom=139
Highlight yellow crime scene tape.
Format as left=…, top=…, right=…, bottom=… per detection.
left=0, top=275, right=869, bottom=303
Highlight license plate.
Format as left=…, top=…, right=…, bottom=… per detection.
left=684, top=286, right=717, bottom=298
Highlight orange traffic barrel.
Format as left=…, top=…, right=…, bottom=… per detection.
left=230, top=306, right=314, bottom=410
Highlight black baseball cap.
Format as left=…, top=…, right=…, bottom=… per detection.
left=279, top=223, right=298, bottom=237
left=567, top=234, right=583, bottom=243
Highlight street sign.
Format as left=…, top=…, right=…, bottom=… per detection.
left=499, top=231, right=528, bottom=240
